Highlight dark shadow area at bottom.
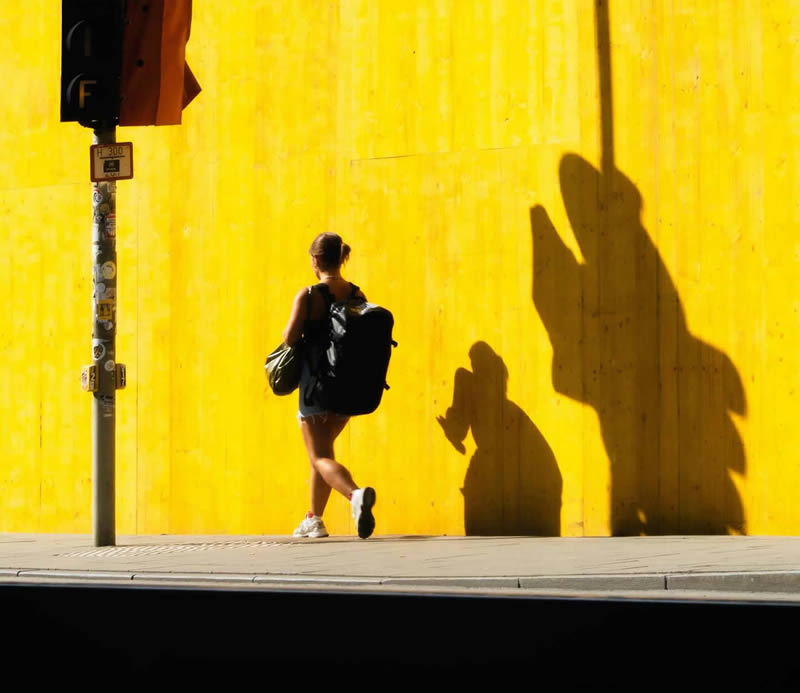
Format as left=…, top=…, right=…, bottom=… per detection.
left=4, top=582, right=799, bottom=688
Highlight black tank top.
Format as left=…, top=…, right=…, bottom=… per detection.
left=302, top=282, right=361, bottom=347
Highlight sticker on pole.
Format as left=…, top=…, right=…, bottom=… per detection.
left=90, top=142, right=134, bottom=183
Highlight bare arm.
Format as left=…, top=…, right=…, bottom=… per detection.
left=282, top=288, right=309, bottom=346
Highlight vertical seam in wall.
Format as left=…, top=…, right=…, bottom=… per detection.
left=656, top=215, right=662, bottom=535
left=675, top=278, right=681, bottom=530
left=168, top=173, right=174, bottom=534
left=581, top=273, right=587, bottom=535
left=500, top=358, right=505, bottom=530
left=668, top=0, right=679, bottom=533
left=135, top=190, right=140, bottom=533
left=448, top=0, right=454, bottom=152
left=652, top=5, right=662, bottom=535
left=39, top=219, right=44, bottom=528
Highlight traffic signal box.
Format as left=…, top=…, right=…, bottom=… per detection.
left=61, top=0, right=201, bottom=127
left=60, top=0, right=125, bottom=125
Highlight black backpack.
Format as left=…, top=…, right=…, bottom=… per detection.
left=306, top=283, right=397, bottom=416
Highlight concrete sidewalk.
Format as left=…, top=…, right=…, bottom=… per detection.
left=3, top=533, right=800, bottom=598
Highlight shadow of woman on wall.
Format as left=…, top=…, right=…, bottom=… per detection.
left=437, top=341, right=562, bottom=536
left=531, top=154, right=746, bottom=535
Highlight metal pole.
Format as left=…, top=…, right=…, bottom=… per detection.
left=91, top=125, right=117, bottom=546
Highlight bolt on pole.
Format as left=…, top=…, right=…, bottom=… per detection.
left=90, top=125, right=118, bottom=547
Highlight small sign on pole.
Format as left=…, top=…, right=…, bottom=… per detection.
left=81, top=365, right=98, bottom=392
left=90, top=142, right=133, bottom=182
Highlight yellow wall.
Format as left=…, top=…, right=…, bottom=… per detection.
left=1, top=1, right=798, bottom=536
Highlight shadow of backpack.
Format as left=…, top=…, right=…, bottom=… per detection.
left=305, top=283, right=397, bottom=416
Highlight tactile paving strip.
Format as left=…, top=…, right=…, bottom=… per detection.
left=58, top=541, right=285, bottom=558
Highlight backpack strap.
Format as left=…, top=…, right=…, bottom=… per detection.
left=310, top=282, right=362, bottom=312
left=313, top=282, right=334, bottom=308
left=314, top=282, right=361, bottom=305
left=305, top=286, right=314, bottom=320
left=303, top=283, right=331, bottom=409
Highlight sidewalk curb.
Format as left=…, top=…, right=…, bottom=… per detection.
left=666, top=570, right=800, bottom=593
left=133, top=572, right=256, bottom=583
left=520, top=574, right=666, bottom=590
left=3, top=568, right=800, bottom=594
left=382, top=576, right=519, bottom=588
left=252, top=575, right=383, bottom=586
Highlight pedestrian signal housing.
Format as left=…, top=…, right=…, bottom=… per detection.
left=60, top=0, right=126, bottom=125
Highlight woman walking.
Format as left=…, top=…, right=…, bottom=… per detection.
left=282, top=232, right=376, bottom=539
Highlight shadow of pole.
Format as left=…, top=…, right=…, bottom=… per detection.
left=528, top=0, right=747, bottom=535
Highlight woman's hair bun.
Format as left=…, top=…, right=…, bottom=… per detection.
left=309, top=232, right=350, bottom=270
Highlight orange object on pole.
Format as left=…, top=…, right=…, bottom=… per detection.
left=119, top=0, right=201, bottom=126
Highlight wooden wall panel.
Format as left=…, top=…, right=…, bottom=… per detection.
left=0, top=1, right=798, bottom=536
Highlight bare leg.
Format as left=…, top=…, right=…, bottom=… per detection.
left=300, top=416, right=356, bottom=517
left=309, top=464, right=333, bottom=518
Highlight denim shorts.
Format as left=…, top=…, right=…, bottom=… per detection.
left=297, top=359, right=347, bottom=422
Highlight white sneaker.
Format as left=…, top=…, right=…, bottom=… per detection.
left=292, top=515, right=329, bottom=538
left=350, top=487, right=376, bottom=539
